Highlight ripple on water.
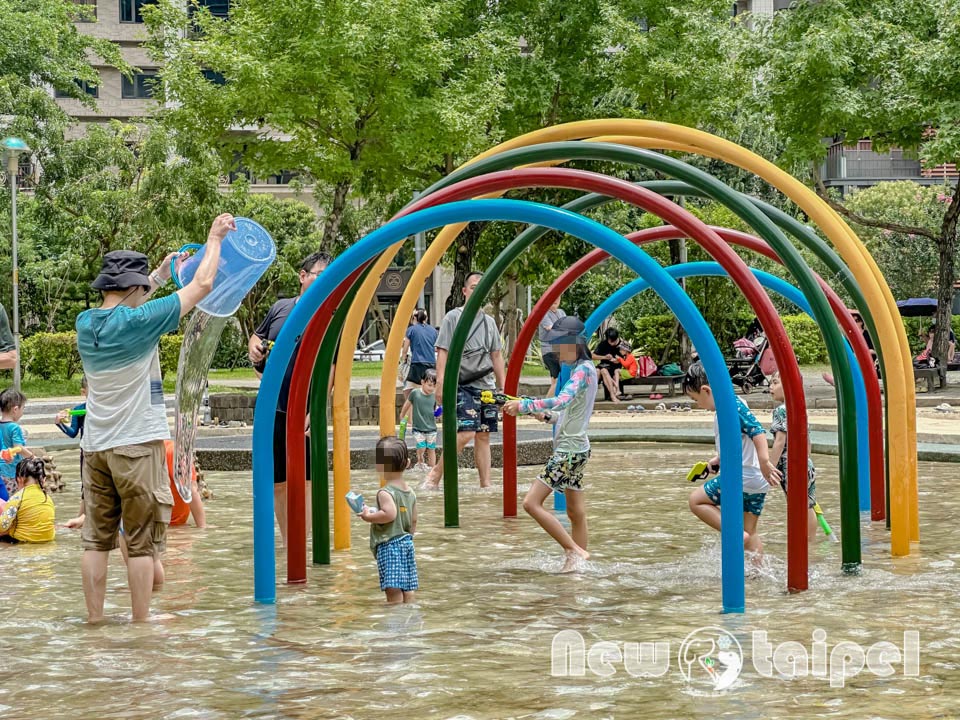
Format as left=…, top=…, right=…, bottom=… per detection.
left=1, top=443, right=958, bottom=718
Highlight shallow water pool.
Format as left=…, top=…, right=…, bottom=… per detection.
left=2, top=443, right=957, bottom=719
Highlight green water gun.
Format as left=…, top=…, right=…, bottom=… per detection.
left=812, top=502, right=837, bottom=540
left=398, top=417, right=407, bottom=441
left=779, top=477, right=837, bottom=540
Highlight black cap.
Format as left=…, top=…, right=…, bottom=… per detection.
left=543, top=315, right=586, bottom=344
left=91, top=250, right=151, bottom=291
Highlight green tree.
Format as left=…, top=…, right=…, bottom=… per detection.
left=0, top=0, right=126, bottom=149
left=744, top=0, right=960, bottom=363
left=145, top=0, right=503, bottom=251
left=844, top=182, right=947, bottom=301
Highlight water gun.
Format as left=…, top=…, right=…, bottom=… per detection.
left=777, top=478, right=838, bottom=540
left=398, top=418, right=408, bottom=441
left=686, top=460, right=719, bottom=482
left=0, top=446, right=23, bottom=463
left=61, top=408, right=86, bottom=418
left=345, top=491, right=366, bottom=515
left=479, top=390, right=532, bottom=405
left=812, top=502, right=838, bottom=540
left=260, top=339, right=275, bottom=355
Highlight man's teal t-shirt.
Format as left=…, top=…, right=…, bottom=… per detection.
left=76, top=294, right=180, bottom=452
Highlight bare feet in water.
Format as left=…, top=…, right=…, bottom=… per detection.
left=561, top=546, right=590, bottom=572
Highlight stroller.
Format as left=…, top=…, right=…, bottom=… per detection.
left=728, top=322, right=776, bottom=393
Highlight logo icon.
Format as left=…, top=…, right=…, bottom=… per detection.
left=678, top=626, right=743, bottom=691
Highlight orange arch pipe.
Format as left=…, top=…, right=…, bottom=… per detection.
left=369, top=121, right=915, bottom=555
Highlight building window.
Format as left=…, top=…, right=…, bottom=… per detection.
left=120, top=0, right=156, bottom=24
left=201, top=69, right=226, bottom=85
left=121, top=71, right=158, bottom=99
left=197, top=0, right=230, bottom=17
left=55, top=79, right=100, bottom=99
left=73, top=0, right=97, bottom=21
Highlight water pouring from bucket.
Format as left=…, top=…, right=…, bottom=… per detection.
left=171, top=217, right=276, bottom=503
left=171, top=217, right=277, bottom=317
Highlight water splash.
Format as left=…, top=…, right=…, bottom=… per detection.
left=173, top=311, right=230, bottom=502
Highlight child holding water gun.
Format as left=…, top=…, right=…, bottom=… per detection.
left=503, top=316, right=598, bottom=572
left=682, top=362, right=781, bottom=556
left=400, top=369, right=438, bottom=471
left=356, top=436, right=419, bottom=603
left=0, top=459, right=55, bottom=543
left=768, top=371, right=822, bottom=539
left=58, top=377, right=88, bottom=529
left=0, top=388, right=35, bottom=501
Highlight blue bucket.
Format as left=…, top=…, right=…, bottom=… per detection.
left=171, top=217, right=276, bottom=317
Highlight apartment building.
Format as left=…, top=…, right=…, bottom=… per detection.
left=56, top=1, right=302, bottom=193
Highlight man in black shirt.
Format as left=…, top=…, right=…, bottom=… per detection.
left=0, top=304, right=16, bottom=370
left=592, top=327, right=626, bottom=402
left=248, top=251, right=332, bottom=548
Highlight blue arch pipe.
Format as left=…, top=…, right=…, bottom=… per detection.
left=253, top=200, right=748, bottom=612
left=584, top=261, right=871, bottom=513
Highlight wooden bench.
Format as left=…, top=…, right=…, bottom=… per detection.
left=914, top=365, right=947, bottom=392
left=616, top=374, right=681, bottom=398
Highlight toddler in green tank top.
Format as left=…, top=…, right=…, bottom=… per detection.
left=359, top=436, right=419, bottom=603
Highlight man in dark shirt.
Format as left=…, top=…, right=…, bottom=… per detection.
left=0, top=304, right=16, bottom=370
left=247, top=251, right=332, bottom=548
left=592, top=327, right=626, bottom=402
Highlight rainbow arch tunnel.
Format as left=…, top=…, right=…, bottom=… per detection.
left=252, top=121, right=919, bottom=613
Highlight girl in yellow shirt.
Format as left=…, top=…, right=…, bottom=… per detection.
left=0, top=458, right=54, bottom=543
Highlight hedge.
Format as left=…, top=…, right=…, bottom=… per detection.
left=616, top=314, right=830, bottom=365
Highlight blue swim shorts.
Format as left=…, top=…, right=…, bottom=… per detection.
left=702, top=475, right=768, bottom=517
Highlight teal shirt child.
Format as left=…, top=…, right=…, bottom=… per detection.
left=0, top=420, right=26, bottom=481
left=409, top=388, right=437, bottom=433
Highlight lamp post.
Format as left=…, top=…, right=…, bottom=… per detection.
left=2, top=137, right=30, bottom=390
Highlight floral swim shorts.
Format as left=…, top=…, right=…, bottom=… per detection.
left=537, top=451, right=590, bottom=494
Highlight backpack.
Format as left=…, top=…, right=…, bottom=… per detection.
left=636, top=355, right=658, bottom=377
left=660, top=362, right=683, bottom=376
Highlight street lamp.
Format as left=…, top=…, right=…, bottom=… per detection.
left=2, top=137, right=30, bottom=390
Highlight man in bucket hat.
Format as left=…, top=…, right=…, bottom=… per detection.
left=77, top=213, right=235, bottom=623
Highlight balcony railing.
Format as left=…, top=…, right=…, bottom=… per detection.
left=823, top=147, right=921, bottom=181
left=822, top=140, right=958, bottom=183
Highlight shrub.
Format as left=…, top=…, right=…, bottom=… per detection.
left=20, top=333, right=82, bottom=380
left=159, top=334, right=184, bottom=379
left=211, top=322, right=251, bottom=370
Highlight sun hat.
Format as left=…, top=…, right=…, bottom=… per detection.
left=91, top=250, right=151, bottom=291
left=543, top=315, right=587, bottom=345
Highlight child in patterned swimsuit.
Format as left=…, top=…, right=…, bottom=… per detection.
left=769, top=371, right=820, bottom=539
left=503, top=316, right=598, bottom=572
left=683, top=362, right=781, bottom=556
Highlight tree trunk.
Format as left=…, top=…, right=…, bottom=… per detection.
left=668, top=236, right=690, bottom=363
left=933, top=181, right=960, bottom=365
left=368, top=298, right=392, bottom=342
left=503, top=272, right=519, bottom=360
left=446, top=222, right=484, bottom=312
left=321, top=180, right=351, bottom=249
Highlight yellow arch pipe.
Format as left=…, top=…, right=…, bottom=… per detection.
left=333, top=119, right=914, bottom=556
left=598, top=133, right=918, bottom=542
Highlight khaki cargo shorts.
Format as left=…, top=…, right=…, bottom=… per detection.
left=81, top=440, right=173, bottom=558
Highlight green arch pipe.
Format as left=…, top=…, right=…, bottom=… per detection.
left=429, top=141, right=861, bottom=572
left=308, top=293, right=353, bottom=565
left=499, top=178, right=889, bottom=501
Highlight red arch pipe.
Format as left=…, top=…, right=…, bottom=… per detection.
left=281, top=168, right=810, bottom=590
left=505, top=225, right=884, bottom=522
left=285, top=265, right=367, bottom=582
